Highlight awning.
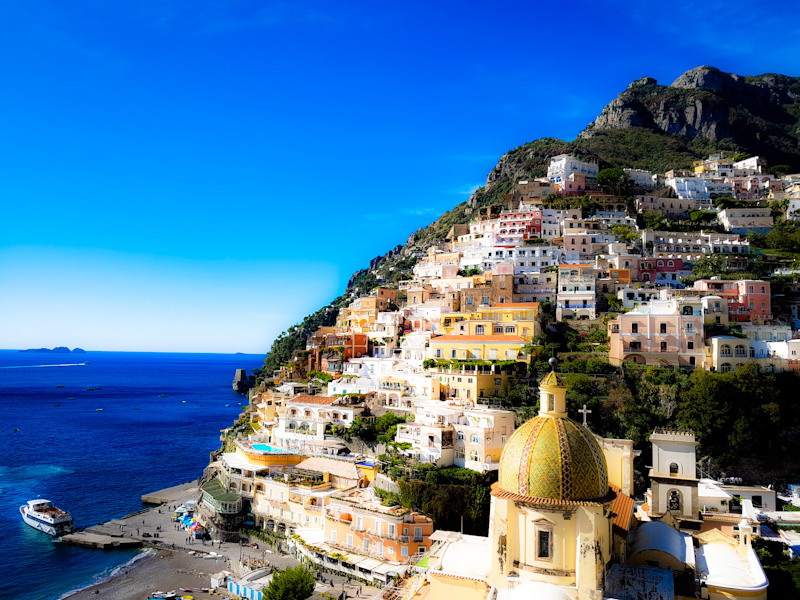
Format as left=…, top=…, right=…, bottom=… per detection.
left=372, top=563, right=402, bottom=576
left=353, top=558, right=382, bottom=571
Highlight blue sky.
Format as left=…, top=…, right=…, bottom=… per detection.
left=1, top=1, right=799, bottom=353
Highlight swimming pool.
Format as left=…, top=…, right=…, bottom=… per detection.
left=250, top=443, right=292, bottom=453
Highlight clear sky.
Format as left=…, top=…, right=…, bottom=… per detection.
left=1, top=1, right=799, bottom=353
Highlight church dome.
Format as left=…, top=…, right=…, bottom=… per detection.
left=498, top=415, right=609, bottom=502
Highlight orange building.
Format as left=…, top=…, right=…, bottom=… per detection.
left=324, top=488, right=435, bottom=564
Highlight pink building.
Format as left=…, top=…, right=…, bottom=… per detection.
left=607, top=298, right=705, bottom=367
left=496, top=206, right=543, bottom=245
left=692, top=279, right=771, bottom=322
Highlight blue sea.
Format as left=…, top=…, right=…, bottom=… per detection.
left=0, top=350, right=263, bottom=600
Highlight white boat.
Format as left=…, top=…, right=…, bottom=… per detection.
left=19, top=499, right=74, bottom=536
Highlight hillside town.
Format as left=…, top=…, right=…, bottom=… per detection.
left=202, top=152, right=800, bottom=600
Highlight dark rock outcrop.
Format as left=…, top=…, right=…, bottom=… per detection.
left=579, top=65, right=800, bottom=167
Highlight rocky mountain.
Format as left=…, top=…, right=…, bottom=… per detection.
left=580, top=65, right=800, bottom=167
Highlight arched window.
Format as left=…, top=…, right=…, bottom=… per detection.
left=475, top=325, right=484, bottom=335
left=720, top=345, right=732, bottom=357
left=735, top=345, right=746, bottom=357
left=720, top=362, right=731, bottom=373
left=669, top=463, right=679, bottom=474
left=667, top=260, right=674, bottom=267
left=657, top=260, right=664, bottom=267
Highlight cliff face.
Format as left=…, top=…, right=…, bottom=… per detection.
left=579, top=65, right=800, bottom=166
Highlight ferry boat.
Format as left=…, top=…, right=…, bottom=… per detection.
left=19, top=499, right=74, bottom=536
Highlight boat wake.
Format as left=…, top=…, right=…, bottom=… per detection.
left=0, top=363, right=88, bottom=369
left=55, top=548, right=156, bottom=599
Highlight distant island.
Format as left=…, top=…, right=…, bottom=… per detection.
left=19, top=347, right=86, bottom=354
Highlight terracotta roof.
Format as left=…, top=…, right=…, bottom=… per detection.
left=490, top=482, right=614, bottom=507
left=609, top=483, right=635, bottom=536
left=431, top=335, right=525, bottom=343
left=288, top=395, right=338, bottom=405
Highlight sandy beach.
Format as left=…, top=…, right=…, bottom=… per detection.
left=65, top=549, right=227, bottom=600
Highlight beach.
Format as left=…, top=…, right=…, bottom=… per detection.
left=61, top=481, right=382, bottom=600
left=65, top=550, right=222, bottom=600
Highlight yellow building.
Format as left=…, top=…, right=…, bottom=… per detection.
left=428, top=334, right=532, bottom=402
left=429, top=334, right=530, bottom=362
left=336, top=287, right=396, bottom=331
left=440, top=303, right=540, bottom=340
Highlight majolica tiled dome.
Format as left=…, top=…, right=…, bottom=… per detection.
left=498, top=415, right=608, bottom=502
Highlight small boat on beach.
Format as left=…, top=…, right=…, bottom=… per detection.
left=19, top=499, right=74, bottom=536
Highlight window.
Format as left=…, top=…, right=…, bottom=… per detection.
left=467, top=297, right=473, bottom=305
left=660, top=323, right=667, bottom=333
left=548, top=394, right=555, bottom=411
left=418, top=547, right=427, bottom=555
left=471, top=434, right=479, bottom=443
left=330, top=530, right=337, bottom=543
left=669, top=463, right=679, bottom=474
left=631, top=323, right=638, bottom=334
left=451, top=349, right=457, bottom=359
left=475, top=325, right=484, bottom=335
left=401, top=546, right=409, bottom=557
left=494, top=326, right=503, bottom=334
left=688, top=341, right=694, bottom=350
left=660, top=342, right=667, bottom=352
left=668, top=490, right=681, bottom=512
left=537, top=530, right=551, bottom=559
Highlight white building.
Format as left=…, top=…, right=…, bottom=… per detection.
left=718, top=208, right=774, bottom=234
left=274, top=395, right=365, bottom=450
left=556, top=264, right=596, bottom=320
left=547, top=154, right=599, bottom=184
left=395, top=400, right=515, bottom=471
left=540, top=208, right=581, bottom=240
left=624, top=168, right=655, bottom=187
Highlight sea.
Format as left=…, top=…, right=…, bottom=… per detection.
left=0, top=349, right=264, bottom=600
